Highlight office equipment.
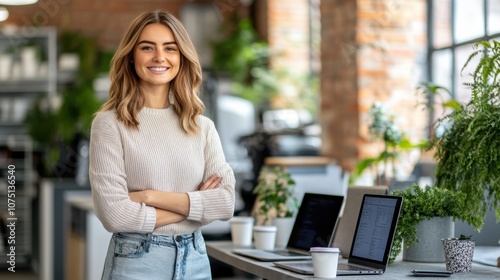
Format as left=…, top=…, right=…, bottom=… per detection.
left=333, top=185, right=389, bottom=258
left=411, top=269, right=452, bottom=277
left=206, top=241, right=500, bottom=280
left=274, top=194, right=402, bottom=275
left=233, top=193, right=344, bottom=261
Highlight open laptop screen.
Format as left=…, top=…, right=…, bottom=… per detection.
left=287, top=193, right=344, bottom=251
left=348, top=195, right=403, bottom=269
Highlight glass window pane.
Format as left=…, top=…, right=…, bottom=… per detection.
left=454, top=0, right=485, bottom=43
left=432, top=49, right=452, bottom=90
left=488, top=0, right=500, bottom=34
left=433, top=0, right=452, bottom=48
left=455, top=43, right=476, bottom=104
left=431, top=49, right=453, bottom=121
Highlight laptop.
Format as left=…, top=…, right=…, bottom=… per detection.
left=233, top=192, right=345, bottom=261
left=333, top=185, right=389, bottom=258
left=274, top=194, right=403, bottom=275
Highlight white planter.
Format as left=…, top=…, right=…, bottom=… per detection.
left=272, top=217, right=295, bottom=248
left=403, top=217, right=454, bottom=262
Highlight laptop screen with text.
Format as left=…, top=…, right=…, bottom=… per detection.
left=347, top=194, right=402, bottom=270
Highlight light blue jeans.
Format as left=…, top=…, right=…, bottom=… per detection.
left=101, top=230, right=212, bottom=280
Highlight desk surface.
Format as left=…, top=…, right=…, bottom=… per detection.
left=206, top=241, right=499, bottom=280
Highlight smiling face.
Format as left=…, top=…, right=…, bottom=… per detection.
left=133, top=23, right=181, bottom=92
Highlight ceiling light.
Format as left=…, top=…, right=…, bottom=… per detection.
left=0, top=0, right=38, bottom=5
left=0, top=8, right=8, bottom=21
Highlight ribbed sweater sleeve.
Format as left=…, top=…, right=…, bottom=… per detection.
left=186, top=118, right=236, bottom=223
left=89, top=111, right=157, bottom=233
left=89, top=108, right=236, bottom=235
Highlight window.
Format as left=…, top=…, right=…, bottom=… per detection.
left=427, top=0, right=500, bottom=122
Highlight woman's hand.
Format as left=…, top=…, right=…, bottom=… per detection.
left=127, top=174, right=221, bottom=216
left=197, top=174, right=223, bottom=191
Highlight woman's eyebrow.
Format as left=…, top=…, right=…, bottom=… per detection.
left=137, top=40, right=177, bottom=45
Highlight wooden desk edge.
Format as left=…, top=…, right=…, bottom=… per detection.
left=206, top=241, right=312, bottom=280
left=264, top=156, right=337, bottom=166
left=206, top=241, right=500, bottom=280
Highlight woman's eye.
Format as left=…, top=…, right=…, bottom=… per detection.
left=141, top=46, right=153, bottom=51
left=166, top=47, right=177, bottom=52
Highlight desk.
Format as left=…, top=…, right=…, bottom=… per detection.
left=206, top=241, right=499, bottom=279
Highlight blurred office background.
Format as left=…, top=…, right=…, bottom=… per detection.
left=0, top=0, right=498, bottom=279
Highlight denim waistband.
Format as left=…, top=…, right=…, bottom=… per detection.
left=113, top=230, right=203, bottom=252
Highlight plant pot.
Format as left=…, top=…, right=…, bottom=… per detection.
left=403, top=217, right=454, bottom=262
left=442, top=238, right=475, bottom=273
left=272, top=217, right=295, bottom=248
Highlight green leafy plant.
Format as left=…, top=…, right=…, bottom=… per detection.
left=211, top=18, right=276, bottom=105
left=211, top=17, right=319, bottom=116
left=24, top=31, right=108, bottom=175
left=253, top=166, right=299, bottom=224
left=351, top=103, right=426, bottom=185
left=457, top=234, right=472, bottom=240
left=427, top=39, right=500, bottom=227
left=389, top=184, right=482, bottom=264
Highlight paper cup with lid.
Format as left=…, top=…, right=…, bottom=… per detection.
left=310, top=247, right=341, bottom=278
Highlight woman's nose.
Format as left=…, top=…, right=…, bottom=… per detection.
left=153, top=50, right=165, bottom=62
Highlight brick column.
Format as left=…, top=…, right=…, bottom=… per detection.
left=267, top=0, right=310, bottom=75
left=321, top=0, right=427, bottom=172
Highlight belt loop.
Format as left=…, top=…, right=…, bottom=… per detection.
left=192, top=230, right=198, bottom=251
left=144, top=233, right=152, bottom=253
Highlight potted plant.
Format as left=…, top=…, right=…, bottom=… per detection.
left=24, top=31, right=108, bottom=178
left=351, top=103, right=426, bottom=185
left=427, top=40, right=500, bottom=230
left=252, top=166, right=299, bottom=247
left=389, top=184, right=481, bottom=264
left=442, top=234, right=475, bottom=273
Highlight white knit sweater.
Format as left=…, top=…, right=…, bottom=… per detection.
left=89, top=107, right=236, bottom=235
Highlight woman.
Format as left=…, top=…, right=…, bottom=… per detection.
left=89, top=10, right=235, bottom=279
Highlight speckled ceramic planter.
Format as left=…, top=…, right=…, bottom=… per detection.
left=441, top=238, right=475, bottom=273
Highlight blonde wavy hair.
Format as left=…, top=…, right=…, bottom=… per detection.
left=99, top=10, right=204, bottom=134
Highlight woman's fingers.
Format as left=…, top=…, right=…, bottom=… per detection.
left=198, top=174, right=222, bottom=190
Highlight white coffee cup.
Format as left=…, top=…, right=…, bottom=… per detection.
left=253, top=225, right=277, bottom=250
left=310, top=247, right=340, bottom=278
left=230, top=216, right=254, bottom=247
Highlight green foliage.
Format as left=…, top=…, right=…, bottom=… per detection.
left=253, top=166, right=299, bottom=224
left=389, top=184, right=482, bottom=264
left=24, top=31, right=108, bottom=173
left=351, top=103, right=427, bottom=184
left=211, top=18, right=319, bottom=115
left=417, top=81, right=461, bottom=113
left=211, top=18, right=275, bottom=105
left=458, top=234, right=472, bottom=240
left=427, top=39, right=500, bottom=227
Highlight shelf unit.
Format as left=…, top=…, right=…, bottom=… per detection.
left=0, top=27, right=58, bottom=136
left=0, top=27, right=58, bottom=270
left=0, top=135, right=34, bottom=268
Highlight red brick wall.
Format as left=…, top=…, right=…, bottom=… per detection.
left=266, top=0, right=310, bottom=75
left=0, top=0, right=254, bottom=50
left=2, top=0, right=427, bottom=174
left=321, top=0, right=427, bottom=171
